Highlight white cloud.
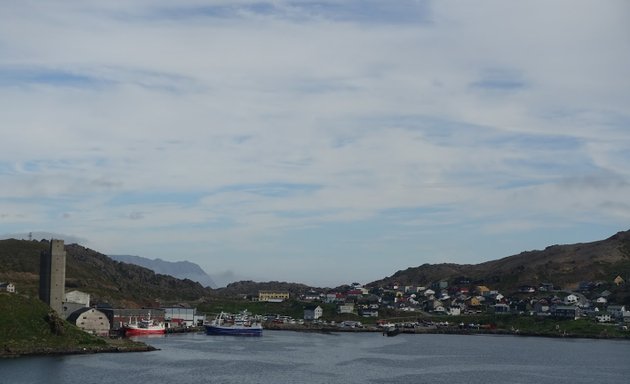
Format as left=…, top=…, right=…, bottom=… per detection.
left=1, top=1, right=628, bottom=286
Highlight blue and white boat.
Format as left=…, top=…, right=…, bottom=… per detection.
left=205, top=312, right=263, bottom=336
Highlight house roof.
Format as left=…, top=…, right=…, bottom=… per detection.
left=66, top=307, right=93, bottom=322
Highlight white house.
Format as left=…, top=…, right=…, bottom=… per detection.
left=447, top=307, right=461, bottom=316
left=63, top=290, right=92, bottom=319
left=0, top=282, right=15, bottom=293
left=337, top=303, right=355, bottom=314
left=304, top=305, right=323, bottom=320
left=565, top=294, right=579, bottom=304
left=65, top=290, right=90, bottom=306
left=596, top=314, right=612, bottom=323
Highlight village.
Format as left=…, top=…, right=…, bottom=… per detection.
left=2, top=273, right=629, bottom=337
left=1, top=239, right=629, bottom=338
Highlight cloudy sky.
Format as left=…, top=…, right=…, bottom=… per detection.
left=1, top=1, right=629, bottom=287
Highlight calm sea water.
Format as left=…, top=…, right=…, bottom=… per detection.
left=1, top=331, right=629, bottom=384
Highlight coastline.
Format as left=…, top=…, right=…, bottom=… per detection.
left=1, top=338, right=157, bottom=359
left=263, top=322, right=630, bottom=340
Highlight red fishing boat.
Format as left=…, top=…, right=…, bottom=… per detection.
left=124, top=312, right=166, bottom=336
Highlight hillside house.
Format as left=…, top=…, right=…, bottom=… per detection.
left=564, top=294, right=579, bottom=304
left=494, top=303, right=511, bottom=314
left=538, top=283, right=554, bottom=292
left=518, top=285, right=536, bottom=293
left=0, top=282, right=15, bottom=293
left=325, top=293, right=344, bottom=303
left=431, top=281, right=448, bottom=290
left=359, top=308, right=379, bottom=317
left=258, top=291, right=289, bottom=302
left=475, top=286, right=490, bottom=296
left=303, top=305, right=323, bottom=320
left=533, top=299, right=550, bottom=315
left=614, top=275, right=625, bottom=286
left=337, top=303, right=355, bottom=314
left=607, top=305, right=627, bottom=320
left=302, top=291, right=321, bottom=301
left=552, top=305, right=582, bottom=320
left=595, top=313, right=612, bottom=323
left=447, top=306, right=461, bottom=316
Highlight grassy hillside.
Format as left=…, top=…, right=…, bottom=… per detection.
left=0, top=239, right=213, bottom=307
left=0, top=293, right=103, bottom=356
left=370, top=230, right=630, bottom=293
left=0, top=293, right=153, bottom=357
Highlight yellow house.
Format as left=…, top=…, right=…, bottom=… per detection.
left=475, top=286, right=490, bottom=295
left=259, top=291, right=290, bottom=302
left=466, top=296, right=482, bottom=307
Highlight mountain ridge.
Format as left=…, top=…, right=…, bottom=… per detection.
left=109, top=254, right=217, bottom=288
left=1, top=230, right=629, bottom=305
left=369, top=230, right=630, bottom=291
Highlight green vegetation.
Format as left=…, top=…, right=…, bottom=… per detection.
left=0, top=239, right=212, bottom=307
left=0, top=293, right=105, bottom=355
left=433, top=314, right=629, bottom=339
left=0, top=293, right=150, bottom=357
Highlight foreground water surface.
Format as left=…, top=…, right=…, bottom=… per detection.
left=1, top=331, right=629, bottom=384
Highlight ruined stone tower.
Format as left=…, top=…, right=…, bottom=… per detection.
left=39, top=239, right=66, bottom=314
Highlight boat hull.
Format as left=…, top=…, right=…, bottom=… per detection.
left=205, top=324, right=262, bottom=336
left=124, top=326, right=166, bottom=336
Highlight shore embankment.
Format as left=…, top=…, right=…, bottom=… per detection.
left=262, top=322, right=630, bottom=340
left=1, top=339, right=157, bottom=358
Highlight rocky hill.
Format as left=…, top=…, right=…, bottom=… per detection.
left=369, top=230, right=630, bottom=292
left=0, top=239, right=213, bottom=307
left=2, top=230, right=629, bottom=306
left=109, top=254, right=217, bottom=288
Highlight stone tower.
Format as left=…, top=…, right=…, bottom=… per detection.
left=39, top=239, right=66, bottom=314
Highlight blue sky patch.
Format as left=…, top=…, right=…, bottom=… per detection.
left=0, top=68, right=108, bottom=88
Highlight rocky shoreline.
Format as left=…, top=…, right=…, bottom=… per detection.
left=263, top=322, right=630, bottom=340
left=1, top=340, right=157, bottom=358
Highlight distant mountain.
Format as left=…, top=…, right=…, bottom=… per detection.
left=109, top=255, right=217, bottom=288
left=369, top=230, right=630, bottom=293
left=0, top=239, right=213, bottom=307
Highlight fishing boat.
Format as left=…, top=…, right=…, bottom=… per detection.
left=124, top=312, right=166, bottom=336
left=205, top=312, right=263, bottom=336
left=384, top=325, right=400, bottom=337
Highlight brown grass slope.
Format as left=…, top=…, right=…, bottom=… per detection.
left=369, top=230, right=630, bottom=291
left=0, top=239, right=212, bottom=307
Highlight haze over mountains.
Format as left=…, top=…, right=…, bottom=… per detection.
left=109, top=255, right=217, bottom=288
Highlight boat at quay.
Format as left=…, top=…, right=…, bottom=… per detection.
left=123, top=312, right=166, bottom=336
left=205, top=312, right=263, bottom=336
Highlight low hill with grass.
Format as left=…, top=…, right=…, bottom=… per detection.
left=369, top=230, right=630, bottom=297
left=0, top=293, right=152, bottom=357
left=0, top=239, right=213, bottom=307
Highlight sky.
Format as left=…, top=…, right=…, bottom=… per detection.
left=1, top=1, right=629, bottom=288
